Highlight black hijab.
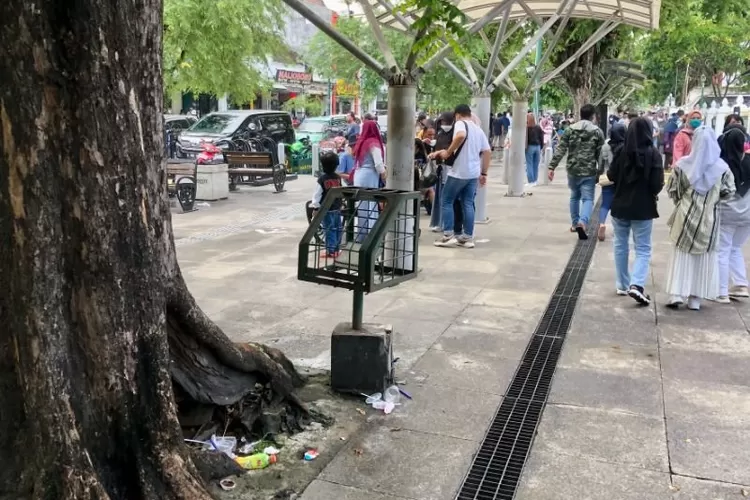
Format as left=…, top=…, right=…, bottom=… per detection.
left=719, top=127, right=750, bottom=197
left=622, top=117, right=658, bottom=184
left=609, top=121, right=627, bottom=156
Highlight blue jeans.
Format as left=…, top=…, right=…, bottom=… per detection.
left=612, top=218, right=653, bottom=290
left=324, top=210, right=342, bottom=253
left=599, top=185, right=615, bottom=224
left=442, top=177, right=478, bottom=238
left=567, top=175, right=596, bottom=226
left=525, top=145, right=541, bottom=183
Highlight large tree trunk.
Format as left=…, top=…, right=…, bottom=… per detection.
left=0, top=1, right=303, bottom=498
left=562, top=49, right=595, bottom=118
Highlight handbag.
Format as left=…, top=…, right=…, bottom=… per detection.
left=420, top=161, right=438, bottom=189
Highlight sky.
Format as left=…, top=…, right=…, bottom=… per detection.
left=322, top=0, right=362, bottom=14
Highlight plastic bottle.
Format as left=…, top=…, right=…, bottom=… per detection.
left=235, top=453, right=277, bottom=470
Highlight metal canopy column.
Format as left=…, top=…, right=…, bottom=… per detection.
left=508, top=98, right=529, bottom=197
left=471, top=93, right=492, bottom=223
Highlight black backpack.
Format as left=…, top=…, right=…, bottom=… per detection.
left=434, top=123, right=468, bottom=166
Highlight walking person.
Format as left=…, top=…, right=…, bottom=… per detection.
left=351, top=120, right=387, bottom=242
left=716, top=126, right=750, bottom=302
left=663, top=113, right=681, bottom=170
left=671, top=110, right=702, bottom=167
left=597, top=121, right=627, bottom=241
left=606, top=118, right=665, bottom=303
left=525, top=113, right=544, bottom=186
left=432, top=104, right=491, bottom=248
left=548, top=104, right=605, bottom=240
left=491, top=113, right=504, bottom=151
left=665, top=127, right=735, bottom=310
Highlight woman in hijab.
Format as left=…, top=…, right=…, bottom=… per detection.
left=716, top=126, right=750, bottom=302
left=597, top=121, right=627, bottom=241
left=606, top=117, right=665, bottom=304
left=352, top=120, right=387, bottom=241
left=664, top=126, right=735, bottom=310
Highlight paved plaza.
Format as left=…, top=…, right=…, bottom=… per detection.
left=174, top=166, right=750, bottom=500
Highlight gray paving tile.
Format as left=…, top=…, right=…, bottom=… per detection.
left=567, top=300, right=658, bottom=346
left=371, top=316, right=452, bottom=350
left=663, top=378, right=750, bottom=428
left=470, top=288, right=549, bottom=312
left=535, top=404, right=669, bottom=472
left=454, top=304, right=541, bottom=333
left=660, top=346, right=750, bottom=388
left=407, top=348, right=517, bottom=396
left=669, top=475, right=750, bottom=499
left=548, top=365, right=664, bottom=417
left=383, top=383, right=501, bottom=441
left=655, top=297, right=747, bottom=331
left=257, top=308, right=377, bottom=338
left=668, top=417, right=750, bottom=485
left=320, top=427, right=476, bottom=500
left=250, top=333, right=331, bottom=370
left=373, top=296, right=467, bottom=322
left=515, top=448, right=672, bottom=500
left=302, top=480, right=411, bottom=500
left=431, top=324, right=530, bottom=360
left=658, top=324, right=750, bottom=355
left=558, top=344, right=661, bottom=378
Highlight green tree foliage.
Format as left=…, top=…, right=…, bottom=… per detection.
left=306, top=16, right=470, bottom=109
left=163, top=0, right=287, bottom=103
left=546, top=21, right=633, bottom=114
left=640, top=0, right=750, bottom=104
left=282, top=94, right=324, bottom=116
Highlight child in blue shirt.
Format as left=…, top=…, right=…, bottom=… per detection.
left=311, top=151, right=343, bottom=258
left=337, top=137, right=356, bottom=185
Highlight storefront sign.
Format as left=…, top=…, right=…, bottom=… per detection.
left=336, top=79, right=359, bottom=97
left=276, top=70, right=313, bottom=84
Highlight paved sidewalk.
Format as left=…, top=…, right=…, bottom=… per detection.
left=174, top=169, right=750, bottom=500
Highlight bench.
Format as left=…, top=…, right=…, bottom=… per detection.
left=224, top=151, right=287, bottom=193
left=166, top=159, right=197, bottom=212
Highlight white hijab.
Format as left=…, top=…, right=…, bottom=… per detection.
left=676, top=126, right=728, bottom=195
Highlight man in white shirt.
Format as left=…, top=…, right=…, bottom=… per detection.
left=430, top=104, right=492, bottom=248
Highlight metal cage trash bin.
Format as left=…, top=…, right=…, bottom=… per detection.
left=298, top=187, right=420, bottom=329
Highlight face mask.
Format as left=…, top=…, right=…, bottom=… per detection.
left=441, top=125, right=452, bottom=132
left=689, top=119, right=702, bottom=129
left=429, top=139, right=437, bottom=147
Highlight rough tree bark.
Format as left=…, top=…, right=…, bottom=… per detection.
left=0, top=1, right=303, bottom=498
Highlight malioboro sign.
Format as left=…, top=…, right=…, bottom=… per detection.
left=283, top=0, right=660, bottom=201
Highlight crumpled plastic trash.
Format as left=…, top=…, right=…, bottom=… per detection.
left=263, top=446, right=280, bottom=455
left=365, top=386, right=402, bottom=414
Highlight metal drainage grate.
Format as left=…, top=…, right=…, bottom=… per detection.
left=455, top=204, right=601, bottom=500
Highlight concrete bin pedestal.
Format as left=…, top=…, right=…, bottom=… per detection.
left=196, top=163, right=229, bottom=201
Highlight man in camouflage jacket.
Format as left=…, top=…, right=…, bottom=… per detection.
left=548, top=104, right=605, bottom=240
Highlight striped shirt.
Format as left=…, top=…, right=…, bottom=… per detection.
left=666, top=168, right=736, bottom=254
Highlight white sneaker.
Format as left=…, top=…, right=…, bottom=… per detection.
left=666, top=296, right=684, bottom=308
left=729, top=285, right=750, bottom=299
left=434, top=235, right=458, bottom=247
left=456, top=238, right=475, bottom=249
left=712, top=296, right=731, bottom=304
left=430, top=226, right=442, bottom=233
left=687, top=296, right=701, bottom=311
left=616, top=289, right=629, bottom=296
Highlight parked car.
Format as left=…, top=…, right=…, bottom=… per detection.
left=164, top=114, right=197, bottom=158
left=295, top=115, right=348, bottom=146
left=176, top=110, right=295, bottom=158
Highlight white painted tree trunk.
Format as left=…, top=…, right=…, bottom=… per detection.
left=508, top=98, right=529, bottom=197
left=471, top=94, right=492, bottom=223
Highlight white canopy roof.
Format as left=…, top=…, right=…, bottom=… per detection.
left=374, top=0, right=661, bottom=30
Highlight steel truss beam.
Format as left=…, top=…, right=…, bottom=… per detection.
left=281, top=0, right=386, bottom=76
left=536, top=18, right=621, bottom=88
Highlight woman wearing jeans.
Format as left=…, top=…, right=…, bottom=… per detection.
left=525, top=113, right=544, bottom=185
left=597, top=122, right=626, bottom=241
left=606, top=117, right=665, bottom=305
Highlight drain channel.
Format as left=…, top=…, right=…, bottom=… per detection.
left=455, top=207, right=600, bottom=500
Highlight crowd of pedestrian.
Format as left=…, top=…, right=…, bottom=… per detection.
left=310, top=101, right=750, bottom=311
left=595, top=106, right=750, bottom=309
